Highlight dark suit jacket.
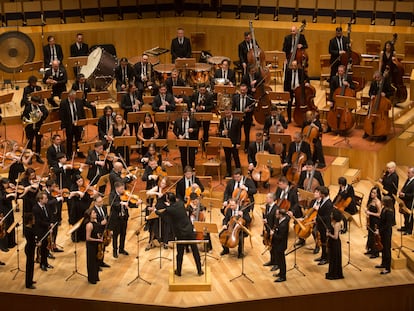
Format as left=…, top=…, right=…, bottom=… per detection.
left=86, top=149, right=110, bottom=183
left=283, top=68, right=309, bottom=92
left=328, top=36, right=350, bottom=64
left=282, top=34, right=308, bottom=57
left=297, top=170, right=325, bottom=190
left=165, top=76, right=186, bottom=94
left=42, top=66, right=67, bottom=97
left=52, top=163, right=79, bottom=189
left=98, top=115, right=113, bottom=140
left=316, top=198, right=333, bottom=229
left=190, top=91, right=214, bottom=112
left=59, top=98, right=86, bottom=130
left=285, top=141, right=312, bottom=165
left=334, top=184, right=357, bottom=215
left=43, top=44, right=63, bottom=66
left=22, top=104, right=49, bottom=131
left=120, top=91, right=142, bottom=120
left=264, top=203, right=278, bottom=230
left=93, top=205, right=108, bottom=233
left=223, top=177, right=257, bottom=203
left=238, top=39, right=259, bottom=66
left=368, top=79, right=394, bottom=99
left=46, top=144, right=66, bottom=167
left=382, top=172, right=399, bottom=197
left=176, top=176, right=205, bottom=202
left=213, top=68, right=236, bottom=85
left=223, top=205, right=251, bottom=227
left=171, top=37, right=192, bottom=62
left=400, top=178, right=414, bottom=210
left=263, top=114, right=288, bottom=135
left=21, top=85, right=42, bottom=107
left=109, top=170, right=132, bottom=193
left=173, top=117, right=199, bottom=140
left=219, top=117, right=241, bottom=146
left=71, top=81, right=92, bottom=101
left=70, top=42, right=89, bottom=57
left=161, top=200, right=195, bottom=239
left=133, top=62, right=155, bottom=85
left=272, top=215, right=290, bottom=251
left=231, top=93, right=255, bottom=122
left=275, top=186, right=301, bottom=217
left=152, top=93, right=176, bottom=112
left=114, top=64, right=135, bottom=89
left=247, top=141, right=275, bottom=166
left=329, top=75, right=355, bottom=101
left=32, top=203, right=51, bottom=236
left=241, top=71, right=262, bottom=94
left=108, top=192, right=128, bottom=230
left=141, top=165, right=160, bottom=190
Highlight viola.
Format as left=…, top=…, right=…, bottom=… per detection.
left=52, top=188, right=71, bottom=198
left=120, top=190, right=141, bottom=207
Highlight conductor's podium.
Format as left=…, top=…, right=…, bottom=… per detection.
left=169, top=267, right=211, bottom=291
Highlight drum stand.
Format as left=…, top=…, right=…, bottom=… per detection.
left=343, top=217, right=362, bottom=271
left=287, top=228, right=306, bottom=277
left=128, top=228, right=151, bottom=286
left=230, top=233, right=254, bottom=283
left=10, top=223, right=24, bottom=280
left=149, top=216, right=171, bottom=269
left=65, top=230, right=87, bottom=281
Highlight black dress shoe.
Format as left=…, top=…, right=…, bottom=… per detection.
left=362, top=133, right=369, bottom=139
left=370, top=254, right=379, bottom=259
left=47, top=253, right=55, bottom=259
left=364, top=250, right=373, bottom=255
left=274, top=277, right=286, bottom=282
left=220, top=250, right=229, bottom=256
left=174, top=270, right=181, bottom=277
left=198, top=270, right=204, bottom=276
left=119, top=250, right=129, bottom=255
left=0, top=261, right=4, bottom=265
left=318, top=259, right=328, bottom=265
left=1, top=248, right=9, bottom=252
left=403, top=232, right=411, bottom=235
left=380, top=270, right=391, bottom=275
left=100, top=262, right=111, bottom=268
left=98, top=267, right=102, bottom=272
left=314, top=257, right=322, bottom=262
left=40, top=265, right=47, bottom=271
left=295, top=239, right=305, bottom=246
left=53, top=248, right=64, bottom=253
left=113, top=252, right=118, bottom=258
left=88, top=281, right=97, bottom=285
left=263, top=261, right=273, bottom=267
left=375, top=265, right=385, bottom=269
left=270, top=265, right=279, bottom=272
left=238, top=253, right=244, bottom=258
left=26, top=285, right=36, bottom=289
left=47, top=264, right=54, bottom=269
left=313, top=246, right=320, bottom=254
left=32, top=281, right=37, bottom=284
left=397, top=227, right=406, bottom=232
left=36, top=157, right=45, bottom=164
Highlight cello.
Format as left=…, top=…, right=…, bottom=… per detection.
left=302, top=111, right=320, bottom=156
left=387, top=34, right=407, bottom=103
left=363, top=68, right=392, bottom=138
left=286, top=149, right=307, bottom=186
left=340, top=22, right=361, bottom=68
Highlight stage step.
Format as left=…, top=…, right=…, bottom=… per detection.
left=392, top=100, right=414, bottom=120
left=394, top=104, right=414, bottom=129
left=330, top=156, right=349, bottom=184
left=344, top=168, right=361, bottom=184
left=396, top=132, right=414, bottom=166
left=392, top=249, right=407, bottom=270
left=402, top=247, right=414, bottom=272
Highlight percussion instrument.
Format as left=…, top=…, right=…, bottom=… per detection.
left=80, top=47, right=118, bottom=91
left=207, top=56, right=230, bottom=65
left=154, top=63, right=175, bottom=84
left=190, top=63, right=211, bottom=86
left=214, top=78, right=229, bottom=85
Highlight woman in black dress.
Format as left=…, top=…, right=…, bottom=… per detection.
left=326, top=209, right=344, bottom=280
left=376, top=195, right=395, bottom=275
left=138, top=113, right=159, bottom=156
left=365, top=186, right=382, bottom=258
left=0, top=178, right=17, bottom=249
left=85, top=209, right=103, bottom=284
left=24, top=213, right=37, bottom=289
left=108, top=113, right=130, bottom=166
left=20, top=168, right=40, bottom=215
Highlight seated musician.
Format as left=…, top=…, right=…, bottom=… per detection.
left=275, top=176, right=302, bottom=218
left=176, top=166, right=205, bottom=203
left=98, top=106, right=114, bottom=147
left=333, top=177, right=357, bottom=215
left=133, top=53, right=157, bottom=96
left=220, top=198, right=251, bottom=258
left=165, top=69, right=187, bottom=104
left=46, top=134, right=65, bottom=168
left=71, top=73, right=96, bottom=118
left=120, top=82, right=142, bottom=136
left=107, top=114, right=130, bottom=166
left=213, top=59, right=236, bottom=86
left=297, top=160, right=325, bottom=191
left=362, top=71, right=394, bottom=140
left=247, top=132, right=275, bottom=188
left=188, top=192, right=212, bottom=252
left=20, top=75, right=41, bottom=108
left=281, top=131, right=311, bottom=177
left=86, top=141, right=112, bottom=194
left=232, top=83, right=255, bottom=152
left=223, top=168, right=256, bottom=214
left=263, top=193, right=279, bottom=271
left=109, top=162, right=135, bottom=194
left=141, top=143, right=172, bottom=169
left=190, top=83, right=214, bottom=146
left=42, top=60, right=67, bottom=107
left=263, top=105, right=288, bottom=137
left=6, top=141, right=35, bottom=184
left=302, top=111, right=326, bottom=168
left=138, top=114, right=159, bottom=156
left=114, top=57, right=135, bottom=92
left=173, top=109, right=199, bottom=170
left=241, top=65, right=262, bottom=95
left=152, top=84, right=176, bottom=139
left=328, top=64, right=355, bottom=107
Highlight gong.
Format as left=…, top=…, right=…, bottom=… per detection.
left=0, top=31, right=35, bottom=73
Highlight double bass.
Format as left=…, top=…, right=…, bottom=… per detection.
left=340, top=22, right=361, bottom=68
left=386, top=34, right=407, bottom=103
left=287, top=20, right=308, bottom=70
left=302, top=111, right=320, bottom=155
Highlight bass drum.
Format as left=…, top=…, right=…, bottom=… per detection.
left=80, top=47, right=117, bottom=91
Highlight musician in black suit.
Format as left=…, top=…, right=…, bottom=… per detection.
left=86, top=141, right=110, bottom=193
left=328, top=27, right=350, bottom=78
left=380, top=161, right=399, bottom=205
left=133, top=53, right=156, bottom=95
left=43, top=60, right=67, bottom=107
left=282, top=25, right=308, bottom=61
left=115, top=57, right=135, bottom=91
left=165, top=68, right=186, bottom=96
left=219, top=106, right=242, bottom=177
left=157, top=192, right=203, bottom=276
left=333, top=177, right=357, bottom=215
left=263, top=105, right=288, bottom=137
left=238, top=31, right=259, bottom=74
left=93, top=195, right=110, bottom=268
left=52, top=153, right=81, bottom=190
left=314, top=186, right=333, bottom=266
left=247, top=132, right=275, bottom=188
left=71, top=73, right=96, bottom=118
left=297, top=160, right=325, bottom=191
left=22, top=96, right=48, bottom=164
left=241, top=65, right=262, bottom=95
left=173, top=109, right=199, bottom=169
left=108, top=182, right=129, bottom=258
left=275, top=176, right=301, bottom=218
left=263, top=193, right=279, bottom=270
left=273, top=209, right=290, bottom=282
left=232, top=83, right=255, bottom=151
left=223, top=168, right=257, bottom=212
left=23, top=213, right=37, bottom=289
left=152, top=84, right=176, bottom=139
left=20, top=76, right=41, bottom=108
left=32, top=192, right=53, bottom=271
left=190, top=83, right=214, bottom=145
left=302, top=110, right=326, bottom=168
left=328, top=65, right=355, bottom=103
left=170, top=28, right=192, bottom=63
left=44, top=180, right=64, bottom=252
left=175, top=166, right=205, bottom=203
left=213, top=59, right=236, bottom=86
left=398, top=167, right=414, bottom=235
left=98, top=106, right=114, bottom=146
left=43, top=35, right=63, bottom=67
left=283, top=60, right=310, bottom=123
left=59, top=90, right=86, bottom=158
left=282, top=131, right=312, bottom=176
left=120, top=83, right=142, bottom=136
left=69, top=33, right=89, bottom=76
left=109, top=162, right=135, bottom=194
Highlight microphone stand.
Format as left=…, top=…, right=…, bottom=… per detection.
left=65, top=225, right=87, bottom=281
left=127, top=225, right=151, bottom=286
left=10, top=223, right=24, bottom=280
left=229, top=229, right=254, bottom=283
left=286, top=225, right=306, bottom=276
left=149, top=214, right=171, bottom=269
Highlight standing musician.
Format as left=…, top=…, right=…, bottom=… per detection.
left=44, top=180, right=64, bottom=252
left=176, top=166, right=204, bottom=203
left=241, top=65, right=262, bottom=95
left=115, top=57, right=135, bottom=92
left=92, top=195, right=111, bottom=268
left=0, top=179, right=17, bottom=249
left=173, top=109, right=199, bottom=170
left=263, top=193, right=279, bottom=271
left=120, top=83, right=142, bottom=136
left=238, top=31, right=259, bottom=75
left=365, top=186, right=382, bottom=258
left=22, top=95, right=48, bottom=164
left=398, top=167, right=414, bottom=236
left=152, top=84, right=176, bottom=139
left=190, top=83, right=214, bottom=146
left=32, top=191, right=53, bottom=271
left=43, top=35, right=63, bottom=67
left=232, top=83, right=255, bottom=152
left=314, top=186, right=333, bottom=266
left=379, top=40, right=398, bottom=79
left=52, top=153, right=82, bottom=190
left=333, top=177, right=357, bottom=215
left=165, top=69, right=187, bottom=104
left=283, top=60, right=309, bottom=124
left=107, top=114, right=130, bottom=166
left=108, top=182, right=130, bottom=258
left=379, top=161, right=399, bottom=205
left=59, top=89, right=86, bottom=158
left=282, top=131, right=311, bottom=176
left=263, top=105, right=288, bottom=137
left=85, top=209, right=102, bottom=285
left=142, top=157, right=164, bottom=193
left=20, top=168, right=40, bottom=215
left=247, top=132, right=275, bottom=188
left=223, top=168, right=257, bottom=213
left=98, top=106, right=115, bottom=147
left=86, top=141, right=111, bottom=194
left=328, top=64, right=355, bottom=105
left=328, top=27, right=350, bottom=78
left=23, top=213, right=37, bottom=289
left=188, top=192, right=212, bottom=251
left=275, top=176, right=301, bottom=218
left=302, top=110, right=326, bottom=168
left=171, top=27, right=192, bottom=63
left=219, top=106, right=242, bottom=178
left=134, top=53, right=156, bottom=95
left=213, top=59, right=236, bottom=86
left=69, top=33, right=89, bottom=76
left=46, top=134, right=65, bottom=168
left=20, top=76, right=41, bottom=108
left=220, top=198, right=251, bottom=258
left=325, top=209, right=344, bottom=280
left=272, top=209, right=290, bottom=283
left=71, top=73, right=96, bottom=118
left=282, top=25, right=308, bottom=62
left=297, top=160, right=325, bottom=191
left=109, top=162, right=135, bottom=194
left=376, top=196, right=395, bottom=275
left=43, top=60, right=67, bottom=108
left=138, top=114, right=160, bottom=157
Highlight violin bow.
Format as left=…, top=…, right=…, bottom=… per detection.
left=103, top=140, right=113, bottom=162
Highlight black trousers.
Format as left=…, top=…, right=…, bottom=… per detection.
left=380, top=230, right=392, bottom=271
left=317, top=224, right=328, bottom=260
left=223, top=146, right=241, bottom=175
left=312, top=139, right=326, bottom=165
left=25, top=246, right=35, bottom=287
left=65, top=125, right=83, bottom=157
left=39, top=238, right=48, bottom=266
left=199, top=120, right=210, bottom=144
left=156, top=122, right=169, bottom=139
left=179, top=146, right=196, bottom=169
left=275, top=249, right=286, bottom=277
left=25, top=125, right=43, bottom=154
left=112, top=219, right=128, bottom=252
left=404, top=213, right=413, bottom=234
left=176, top=241, right=202, bottom=274
left=242, top=118, right=252, bottom=149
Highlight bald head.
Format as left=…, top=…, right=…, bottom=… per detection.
left=114, top=162, right=123, bottom=172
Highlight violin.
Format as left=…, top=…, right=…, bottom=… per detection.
left=6, top=185, right=25, bottom=194
left=52, top=188, right=71, bottom=198
left=120, top=190, right=141, bottom=207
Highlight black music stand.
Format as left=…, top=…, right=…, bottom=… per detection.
left=0, top=93, right=14, bottom=139
left=342, top=211, right=362, bottom=271
left=127, top=111, right=147, bottom=125
left=148, top=212, right=171, bottom=269
left=65, top=218, right=87, bottom=281
left=208, top=137, right=232, bottom=188
left=76, top=118, right=99, bottom=143
left=175, top=139, right=199, bottom=169
left=332, top=95, right=357, bottom=148
left=127, top=225, right=151, bottom=286
left=113, top=136, right=136, bottom=163
left=67, top=56, right=88, bottom=76
left=39, top=121, right=62, bottom=146
left=286, top=223, right=306, bottom=277
left=20, top=61, right=43, bottom=77
left=9, top=222, right=24, bottom=280
left=193, top=221, right=219, bottom=261
left=229, top=225, right=254, bottom=284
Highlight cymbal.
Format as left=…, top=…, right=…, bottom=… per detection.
left=0, top=31, right=35, bottom=73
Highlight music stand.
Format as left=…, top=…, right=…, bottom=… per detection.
left=65, top=217, right=87, bottom=281
left=39, top=121, right=62, bottom=145
left=117, top=91, right=127, bottom=102
left=193, top=221, right=219, bottom=261
left=268, top=91, right=290, bottom=109
left=127, top=111, right=147, bottom=124
left=332, top=95, right=358, bottom=148
left=20, top=61, right=43, bottom=76
left=172, top=86, right=193, bottom=98
left=287, top=223, right=306, bottom=277
left=208, top=137, right=232, bottom=188
left=175, top=139, right=199, bottom=169
left=229, top=224, right=254, bottom=284
left=67, top=56, right=88, bottom=75
left=78, top=141, right=96, bottom=155
left=9, top=222, right=24, bottom=280
left=76, top=118, right=99, bottom=142
left=113, top=136, right=136, bottom=163
left=201, top=197, right=222, bottom=222
left=219, top=111, right=244, bottom=120
left=298, top=188, right=315, bottom=207
left=352, top=65, right=374, bottom=90
left=0, top=93, right=14, bottom=139
left=154, top=112, right=179, bottom=139
left=342, top=211, right=362, bottom=271
left=86, top=91, right=111, bottom=103
left=174, top=58, right=196, bottom=71
left=127, top=225, right=151, bottom=286
left=214, top=85, right=236, bottom=96
left=148, top=212, right=171, bottom=268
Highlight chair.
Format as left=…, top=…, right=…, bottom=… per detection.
left=354, top=190, right=364, bottom=228
left=365, top=39, right=381, bottom=56
left=320, top=55, right=331, bottom=87
left=265, top=51, right=286, bottom=86
left=202, top=142, right=221, bottom=181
